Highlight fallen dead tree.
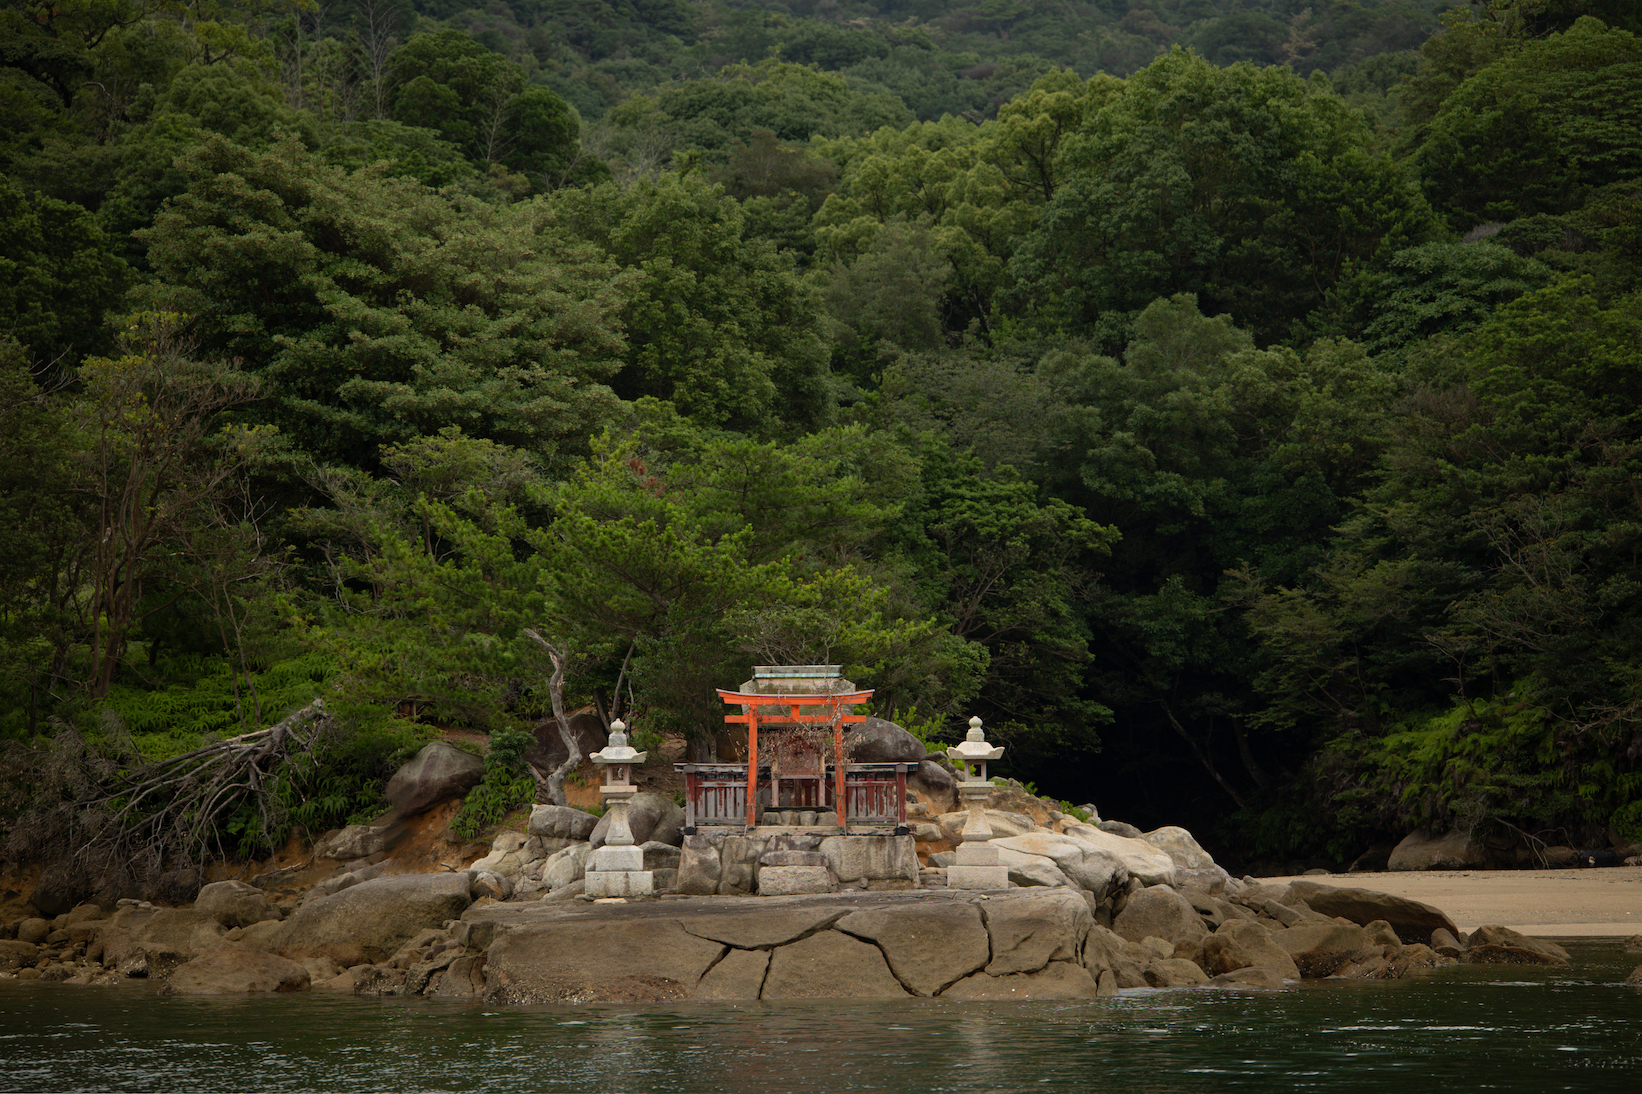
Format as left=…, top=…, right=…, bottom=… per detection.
left=2, top=699, right=333, bottom=905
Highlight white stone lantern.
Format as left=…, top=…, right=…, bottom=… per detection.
left=944, top=716, right=1008, bottom=890
left=584, top=719, right=654, bottom=897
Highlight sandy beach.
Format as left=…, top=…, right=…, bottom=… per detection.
left=1259, top=866, right=1642, bottom=937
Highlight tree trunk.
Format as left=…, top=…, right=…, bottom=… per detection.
left=523, top=628, right=581, bottom=806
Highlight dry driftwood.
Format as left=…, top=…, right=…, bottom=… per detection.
left=76, top=698, right=333, bottom=870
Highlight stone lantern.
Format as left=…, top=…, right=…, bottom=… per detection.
left=584, top=719, right=654, bottom=898
left=944, top=716, right=1008, bottom=890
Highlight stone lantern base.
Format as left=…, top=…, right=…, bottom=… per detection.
left=946, top=840, right=1008, bottom=890
left=584, top=844, right=654, bottom=897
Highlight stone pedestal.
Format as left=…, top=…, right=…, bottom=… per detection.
left=947, top=839, right=1008, bottom=890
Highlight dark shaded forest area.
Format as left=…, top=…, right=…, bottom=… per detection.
left=4, top=0, right=1642, bottom=891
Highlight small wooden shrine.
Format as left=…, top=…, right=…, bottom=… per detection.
left=676, top=665, right=912, bottom=833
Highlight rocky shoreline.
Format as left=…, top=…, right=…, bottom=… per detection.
left=3, top=859, right=1615, bottom=1000
left=4, top=732, right=1638, bottom=999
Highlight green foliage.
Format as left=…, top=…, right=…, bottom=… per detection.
left=0, top=180, right=126, bottom=362
left=138, top=135, right=628, bottom=469
left=1612, top=800, right=1642, bottom=843
left=544, top=169, right=833, bottom=435
left=1011, top=49, right=1439, bottom=347
left=100, top=650, right=336, bottom=759
left=449, top=725, right=537, bottom=840
left=1415, top=18, right=1642, bottom=230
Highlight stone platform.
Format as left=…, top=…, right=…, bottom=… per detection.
left=464, top=887, right=1102, bottom=1004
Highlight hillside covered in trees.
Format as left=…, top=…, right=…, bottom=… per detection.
left=3, top=0, right=1642, bottom=893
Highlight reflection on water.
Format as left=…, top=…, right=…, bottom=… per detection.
left=2, top=941, right=1638, bottom=1092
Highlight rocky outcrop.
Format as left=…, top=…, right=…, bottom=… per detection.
left=762, top=931, right=910, bottom=999
left=193, top=880, right=282, bottom=929
left=463, top=889, right=1103, bottom=1003
left=164, top=941, right=311, bottom=995
left=384, top=741, right=486, bottom=816
left=274, top=872, right=474, bottom=968
left=1112, top=884, right=1209, bottom=949
left=1201, top=919, right=1300, bottom=980
left=991, top=832, right=1129, bottom=898
left=104, top=907, right=229, bottom=978
left=1268, top=922, right=1375, bottom=978
left=842, top=718, right=926, bottom=763
left=525, top=712, right=608, bottom=772
left=1388, top=829, right=1488, bottom=871
left=528, top=805, right=599, bottom=842
left=1058, top=823, right=1179, bottom=886
left=834, top=902, right=988, bottom=996
left=1284, top=879, right=1459, bottom=944
left=1463, top=925, right=1571, bottom=966
left=312, top=824, right=400, bottom=862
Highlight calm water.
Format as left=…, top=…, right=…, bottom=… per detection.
left=2, top=941, right=1639, bottom=1093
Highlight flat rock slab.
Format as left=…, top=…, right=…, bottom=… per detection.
left=761, top=930, right=910, bottom=999
left=462, top=889, right=1100, bottom=1002
left=695, top=948, right=771, bottom=1000
left=835, top=902, right=989, bottom=996
left=677, top=905, right=846, bottom=948
left=484, top=917, right=727, bottom=1003
left=943, top=961, right=1099, bottom=1000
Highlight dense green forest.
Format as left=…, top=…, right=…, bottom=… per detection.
left=4, top=0, right=1642, bottom=894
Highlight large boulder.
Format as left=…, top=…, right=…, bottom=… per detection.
left=1112, top=884, right=1210, bottom=948
left=1141, top=826, right=1219, bottom=870
left=590, top=792, right=684, bottom=849
left=994, top=846, right=1075, bottom=888
left=1144, top=958, right=1210, bottom=988
left=384, top=741, right=486, bottom=816
left=0, top=940, right=41, bottom=971
left=193, top=880, right=281, bottom=929
left=1269, top=922, right=1376, bottom=978
left=992, top=831, right=1129, bottom=898
left=983, top=888, right=1092, bottom=975
left=1463, top=925, right=1571, bottom=966
left=835, top=902, right=989, bottom=997
left=275, top=873, right=473, bottom=968
left=528, top=805, right=599, bottom=842
left=934, top=809, right=1037, bottom=843
left=1388, top=829, right=1488, bottom=871
left=907, top=760, right=957, bottom=814
left=163, top=942, right=310, bottom=995
left=1201, top=919, right=1300, bottom=980
left=1081, top=925, right=1152, bottom=989
left=843, top=717, right=927, bottom=763
left=524, top=712, right=608, bottom=772
left=1285, top=879, right=1460, bottom=944
left=1060, top=823, right=1179, bottom=886
left=113, top=908, right=230, bottom=978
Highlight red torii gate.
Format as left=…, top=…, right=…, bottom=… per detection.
left=716, top=686, right=874, bottom=829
